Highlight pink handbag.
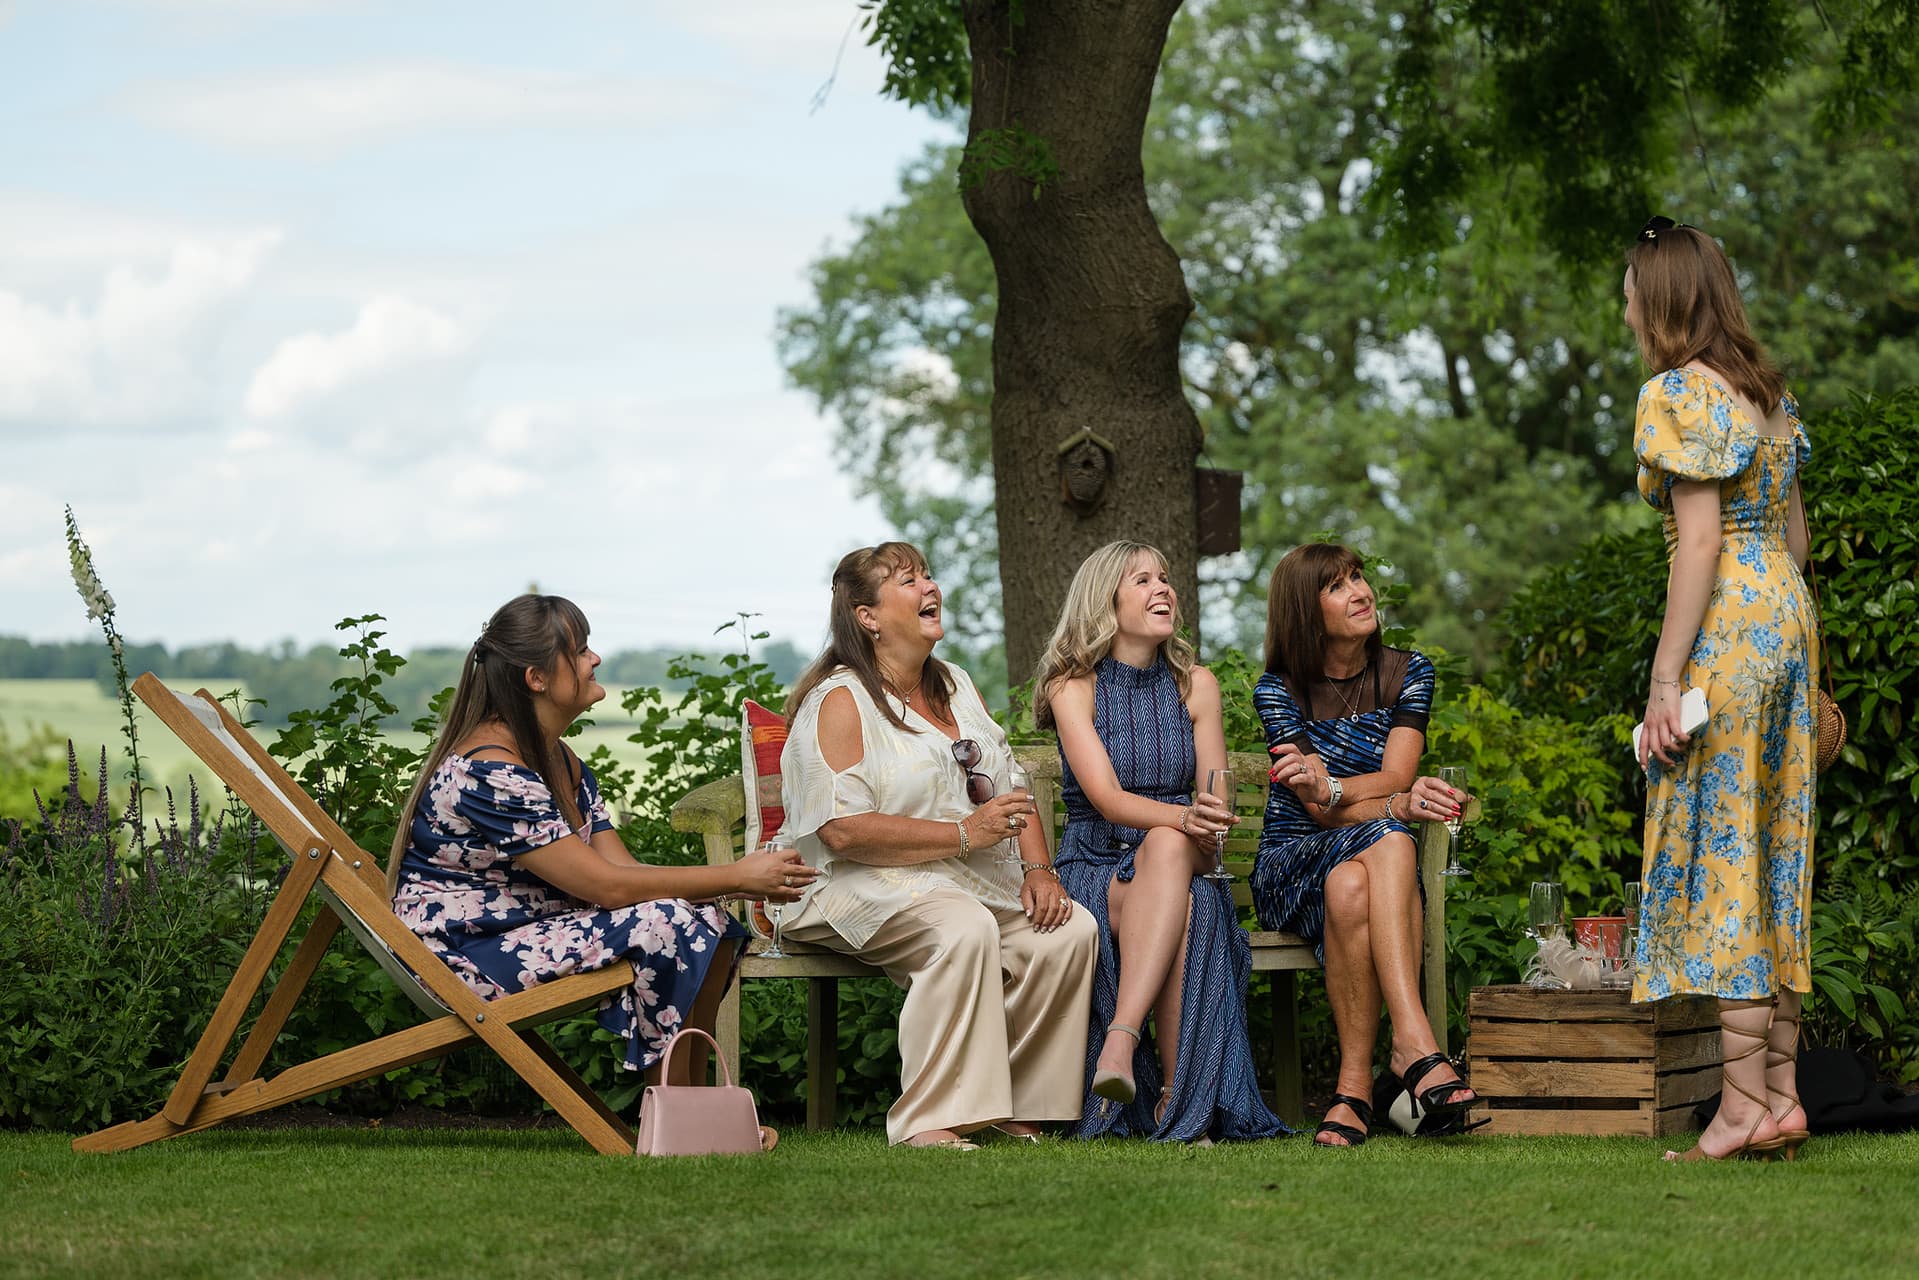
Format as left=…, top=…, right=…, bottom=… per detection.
left=635, top=1028, right=767, bottom=1157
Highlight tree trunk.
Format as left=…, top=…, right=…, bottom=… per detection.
left=960, top=0, right=1201, bottom=683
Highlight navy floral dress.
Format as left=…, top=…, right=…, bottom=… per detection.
left=392, top=751, right=746, bottom=1072
left=1250, top=649, right=1434, bottom=960
left=1056, top=657, right=1288, bottom=1142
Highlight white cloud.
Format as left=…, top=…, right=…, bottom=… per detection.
left=664, top=0, right=871, bottom=70
left=0, top=230, right=279, bottom=429
left=129, top=62, right=729, bottom=149
left=243, top=295, right=463, bottom=419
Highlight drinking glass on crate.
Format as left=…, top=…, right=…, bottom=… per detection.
left=1438, top=765, right=1469, bottom=877
left=757, top=834, right=796, bottom=960
left=1000, top=761, right=1034, bottom=869
left=1202, top=768, right=1234, bottom=882
left=1527, top=880, right=1565, bottom=943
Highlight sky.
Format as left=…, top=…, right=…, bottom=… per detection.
left=0, top=0, right=949, bottom=659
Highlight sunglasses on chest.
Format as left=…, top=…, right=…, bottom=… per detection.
left=951, top=738, right=995, bottom=804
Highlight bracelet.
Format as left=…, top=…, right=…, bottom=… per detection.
left=956, top=819, right=971, bottom=856
left=1384, top=792, right=1403, bottom=822
left=1178, top=804, right=1195, bottom=835
left=1325, top=775, right=1344, bottom=807
left=1021, top=860, right=1060, bottom=880
left=1650, top=676, right=1681, bottom=687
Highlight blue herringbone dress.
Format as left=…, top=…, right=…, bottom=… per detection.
left=1249, top=649, right=1435, bottom=960
left=1055, top=657, right=1288, bottom=1142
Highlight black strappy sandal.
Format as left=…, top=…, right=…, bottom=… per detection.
left=1314, top=1093, right=1373, bottom=1148
left=1392, top=1053, right=1480, bottom=1136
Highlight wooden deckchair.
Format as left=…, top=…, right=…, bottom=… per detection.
left=74, top=674, right=640, bottom=1155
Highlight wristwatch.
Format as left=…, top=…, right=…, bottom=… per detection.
left=1325, top=775, right=1344, bottom=807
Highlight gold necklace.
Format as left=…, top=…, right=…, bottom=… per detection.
left=881, top=665, right=924, bottom=705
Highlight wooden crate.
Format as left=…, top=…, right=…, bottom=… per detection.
left=1466, top=984, right=1719, bottom=1137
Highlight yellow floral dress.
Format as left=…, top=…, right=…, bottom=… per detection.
left=1630, top=368, right=1816, bottom=1002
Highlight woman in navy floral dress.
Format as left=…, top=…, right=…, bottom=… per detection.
left=1035, top=541, right=1287, bottom=1143
left=1250, top=545, right=1473, bottom=1147
left=387, top=594, right=815, bottom=1088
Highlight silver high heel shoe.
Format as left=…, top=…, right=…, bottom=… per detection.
left=1092, top=1022, right=1142, bottom=1105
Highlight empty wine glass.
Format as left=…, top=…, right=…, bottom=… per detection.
left=999, top=761, right=1033, bottom=868
left=1438, top=765, right=1469, bottom=877
left=1527, top=880, right=1565, bottom=943
left=1202, top=767, right=1234, bottom=882
left=759, top=834, right=795, bottom=960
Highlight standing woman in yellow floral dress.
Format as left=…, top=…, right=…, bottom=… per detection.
left=1625, top=217, right=1817, bottom=1162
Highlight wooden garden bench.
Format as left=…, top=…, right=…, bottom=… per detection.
left=671, top=746, right=1458, bottom=1130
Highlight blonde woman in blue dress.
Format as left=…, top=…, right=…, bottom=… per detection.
left=1626, top=217, right=1816, bottom=1163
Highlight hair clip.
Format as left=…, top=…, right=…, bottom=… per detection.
left=1638, top=214, right=1695, bottom=243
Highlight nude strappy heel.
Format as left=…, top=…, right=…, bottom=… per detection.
left=1760, top=1013, right=1811, bottom=1161
left=1665, top=1021, right=1775, bottom=1162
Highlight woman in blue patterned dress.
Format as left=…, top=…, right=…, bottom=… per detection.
left=1625, top=217, right=1815, bottom=1163
left=1034, top=541, right=1287, bottom=1143
left=1251, top=544, right=1473, bottom=1147
left=387, top=594, right=816, bottom=1099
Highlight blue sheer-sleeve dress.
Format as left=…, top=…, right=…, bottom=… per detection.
left=1249, top=648, right=1434, bottom=959
left=1054, top=656, right=1289, bottom=1142
left=391, top=749, right=747, bottom=1073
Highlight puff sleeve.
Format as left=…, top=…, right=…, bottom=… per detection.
left=455, top=762, right=576, bottom=857
left=1634, top=370, right=1757, bottom=511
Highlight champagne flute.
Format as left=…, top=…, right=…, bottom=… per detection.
left=1201, top=767, right=1234, bottom=882
left=1527, top=880, right=1564, bottom=943
left=1438, top=765, right=1469, bottom=877
left=759, top=834, right=795, bottom=960
left=999, top=761, right=1033, bottom=868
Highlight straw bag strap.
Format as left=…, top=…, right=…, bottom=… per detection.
left=657, top=1027, right=735, bottom=1088
left=1805, top=557, right=1841, bottom=703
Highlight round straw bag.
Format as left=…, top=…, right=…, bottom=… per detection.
left=1816, top=688, right=1846, bottom=773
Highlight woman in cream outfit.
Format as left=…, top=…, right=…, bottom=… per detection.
left=780, top=542, right=1098, bottom=1149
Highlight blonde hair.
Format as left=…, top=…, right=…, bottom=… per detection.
left=386, top=594, right=590, bottom=894
left=785, top=541, right=955, bottom=732
left=1625, top=223, right=1785, bottom=408
left=1032, top=541, right=1194, bottom=730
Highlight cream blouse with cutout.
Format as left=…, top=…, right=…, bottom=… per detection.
left=779, top=662, right=1024, bottom=948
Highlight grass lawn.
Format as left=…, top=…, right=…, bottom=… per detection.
left=5, top=1126, right=1918, bottom=1278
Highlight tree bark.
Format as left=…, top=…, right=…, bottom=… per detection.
left=959, top=0, right=1202, bottom=683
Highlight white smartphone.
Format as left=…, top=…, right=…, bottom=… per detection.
left=1633, top=686, right=1709, bottom=759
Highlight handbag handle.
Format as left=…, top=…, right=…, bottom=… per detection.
left=656, top=1026, right=735, bottom=1088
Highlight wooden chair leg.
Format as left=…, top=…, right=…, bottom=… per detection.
left=716, top=967, right=743, bottom=1086
left=806, top=977, right=839, bottom=1132
left=1270, top=970, right=1302, bottom=1125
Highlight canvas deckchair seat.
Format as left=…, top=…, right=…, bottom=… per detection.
left=168, top=688, right=450, bottom=1017
left=74, top=674, right=645, bottom=1156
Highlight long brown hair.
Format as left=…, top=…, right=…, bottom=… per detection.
left=386, top=594, right=591, bottom=893
left=785, top=541, right=955, bottom=731
left=1625, top=223, right=1785, bottom=409
left=1263, top=543, right=1382, bottom=701
left=1032, top=540, right=1195, bottom=730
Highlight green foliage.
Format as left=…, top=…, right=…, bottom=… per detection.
left=267, top=616, right=427, bottom=855
left=1374, top=2, right=1919, bottom=265
left=607, top=615, right=786, bottom=865
left=0, top=756, right=261, bottom=1129
left=0, top=723, right=70, bottom=821
left=861, top=0, right=973, bottom=112
left=957, top=123, right=1061, bottom=198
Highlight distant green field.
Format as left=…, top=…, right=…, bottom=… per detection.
left=0, top=677, right=657, bottom=809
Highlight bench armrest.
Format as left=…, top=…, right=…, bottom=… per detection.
left=669, top=774, right=745, bottom=835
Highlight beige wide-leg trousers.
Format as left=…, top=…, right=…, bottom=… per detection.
left=788, top=888, right=1097, bottom=1144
